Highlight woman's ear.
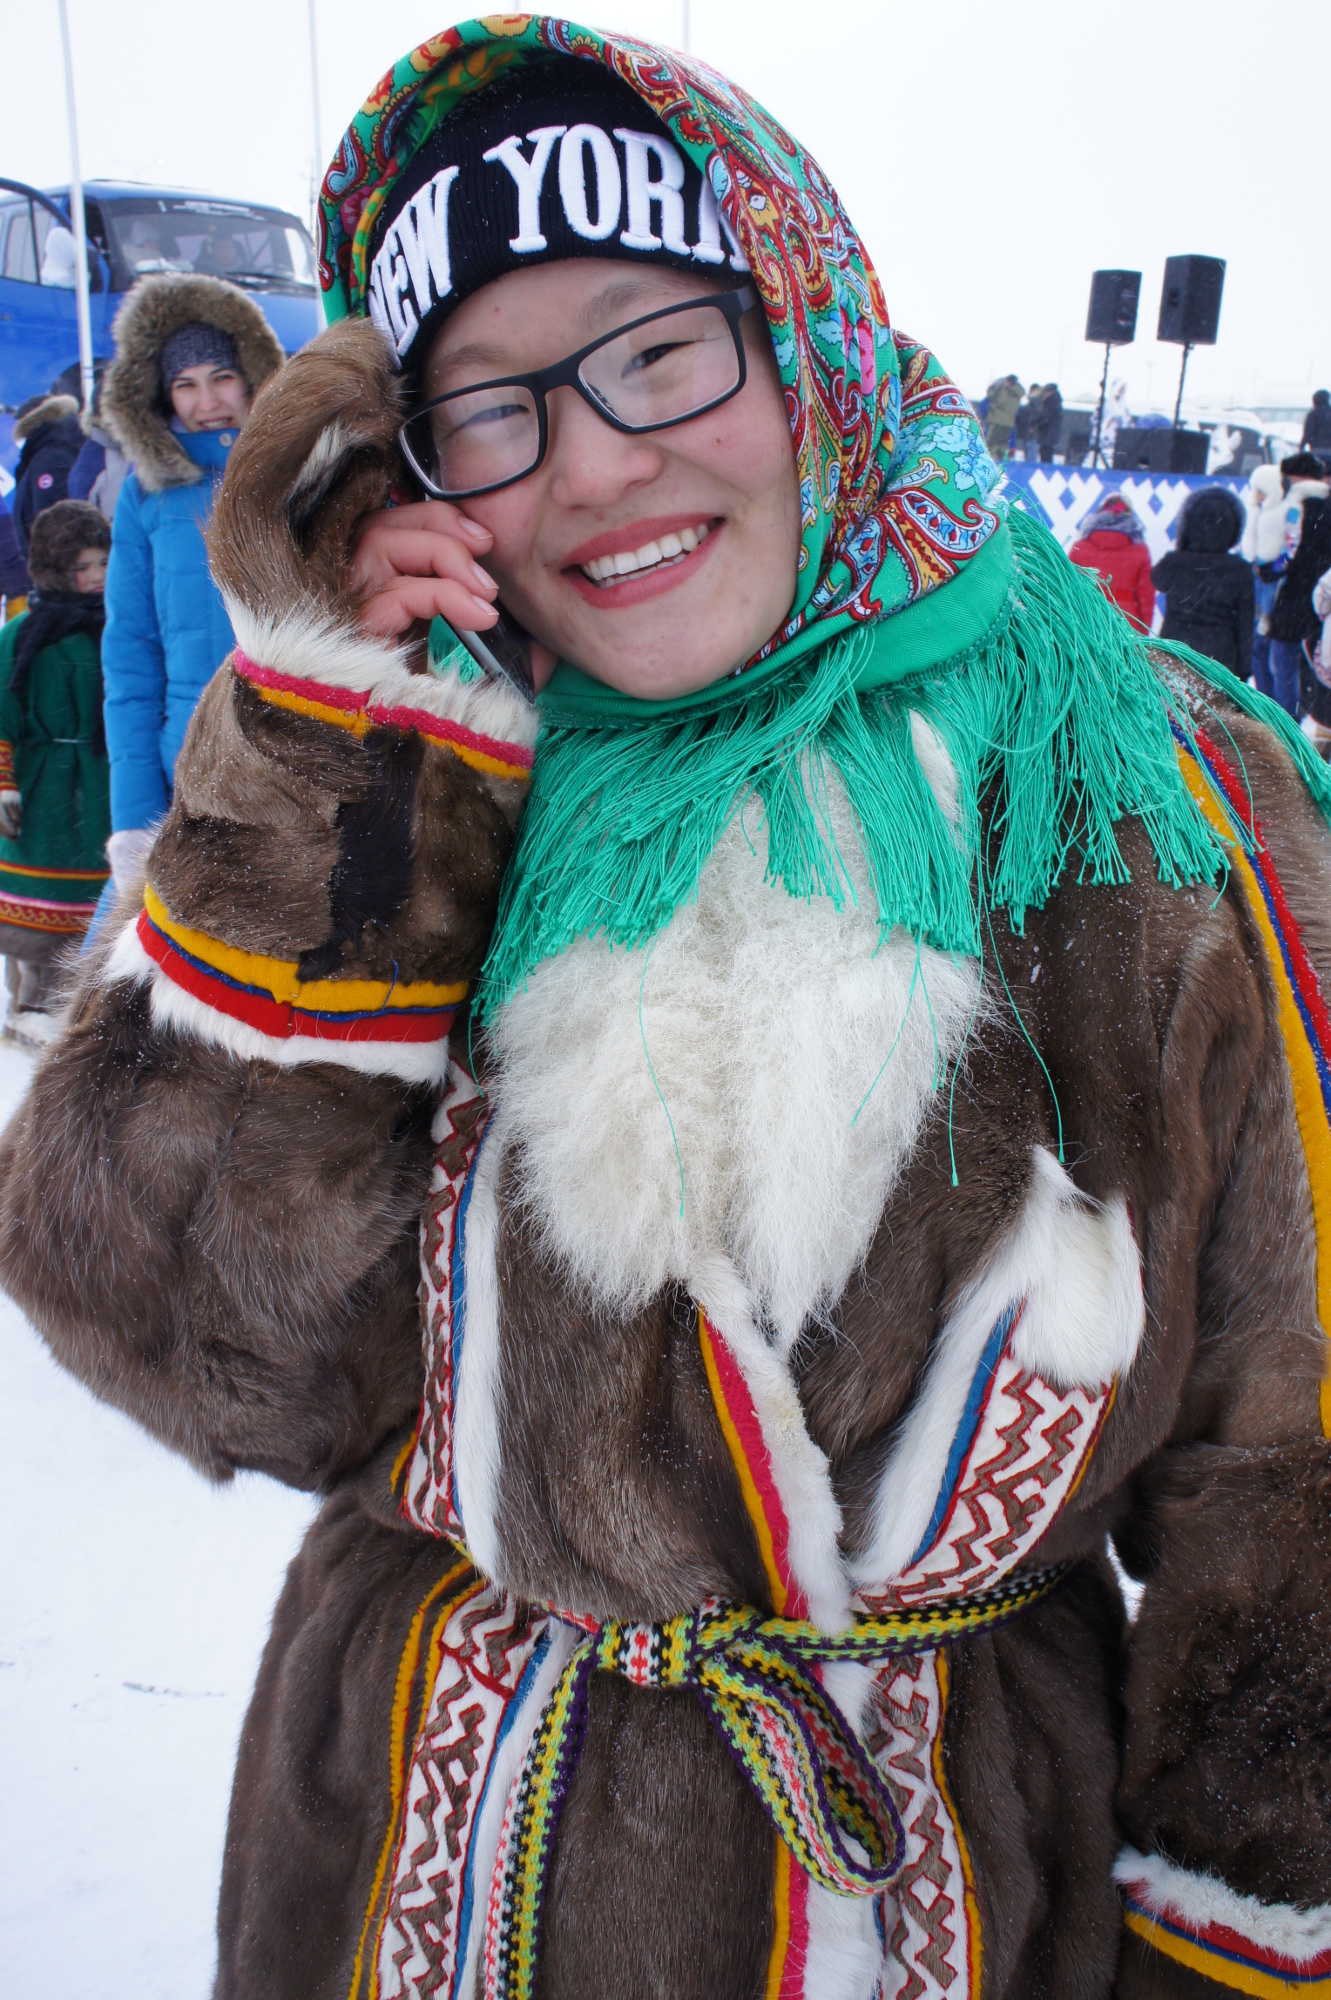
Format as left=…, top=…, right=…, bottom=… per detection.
left=209, top=320, right=406, bottom=624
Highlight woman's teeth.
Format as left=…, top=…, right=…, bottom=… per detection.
left=582, top=521, right=710, bottom=584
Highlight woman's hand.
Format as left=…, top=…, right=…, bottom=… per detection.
left=350, top=501, right=500, bottom=638
left=0, top=790, right=22, bottom=840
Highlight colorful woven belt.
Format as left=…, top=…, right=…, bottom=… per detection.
left=485, top=1566, right=1070, bottom=2000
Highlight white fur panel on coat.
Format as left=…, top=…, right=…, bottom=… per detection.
left=487, top=767, right=983, bottom=1346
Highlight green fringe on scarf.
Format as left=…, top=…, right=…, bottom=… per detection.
left=477, top=508, right=1331, bottom=1019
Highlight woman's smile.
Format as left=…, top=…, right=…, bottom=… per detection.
left=562, top=514, right=718, bottom=604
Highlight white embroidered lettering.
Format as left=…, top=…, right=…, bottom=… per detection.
left=483, top=126, right=567, bottom=253
left=370, top=229, right=419, bottom=357
left=614, top=128, right=688, bottom=254
left=558, top=124, right=622, bottom=242
left=367, top=264, right=395, bottom=346
left=695, top=177, right=748, bottom=271
left=395, top=166, right=460, bottom=325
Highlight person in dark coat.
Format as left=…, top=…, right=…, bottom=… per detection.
left=10, top=394, right=85, bottom=556
left=1037, top=382, right=1063, bottom=462
left=1270, top=453, right=1331, bottom=724
left=0, top=499, right=30, bottom=617
left=1302, top=389, right=1331, bottom=454
left=1151, top=486, right=1254, bottom=676
left=1015, top=384, right=1040, bottom=460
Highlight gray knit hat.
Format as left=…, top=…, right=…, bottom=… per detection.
left=159, top=321, right=241, bottom=396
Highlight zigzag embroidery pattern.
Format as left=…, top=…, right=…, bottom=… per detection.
left=859, top=1329, right=1113, bottom=1614
left=402, top=1065, right=489, bottom=1542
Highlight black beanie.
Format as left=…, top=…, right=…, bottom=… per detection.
left=367, top=57, right=747, bottom=371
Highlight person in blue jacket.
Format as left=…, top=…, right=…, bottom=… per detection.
left=97, top=273, right=284, bottom=891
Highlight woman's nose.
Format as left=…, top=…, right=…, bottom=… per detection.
left=543, top=386, right=664, bottom=507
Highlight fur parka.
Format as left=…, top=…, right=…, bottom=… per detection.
left=100, top=274, right=285, bottom=495
left=1, top=322, right=1330, bottom=2000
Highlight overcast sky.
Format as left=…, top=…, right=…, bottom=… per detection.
left=6, top=0, right=1327, bottom=414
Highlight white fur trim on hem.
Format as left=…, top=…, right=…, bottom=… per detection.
left=692, top=1253, right=849, bottom=1633
left=853, top=1145, right=1142, bottom=1587
left=103, top=917, right=452, bottom=1086
left=1115, top=1847, right=1331, bottom=1961
left=225, top=600, right=539, bottom=750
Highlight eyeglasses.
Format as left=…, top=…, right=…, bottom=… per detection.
left=399, top=283, right=759, bottom=501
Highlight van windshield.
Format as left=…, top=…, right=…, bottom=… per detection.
left=104, top=198, right=316, bottom=292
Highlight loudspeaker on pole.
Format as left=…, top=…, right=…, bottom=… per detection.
left=1086, top=270, right=1141, bottom=346
left=1157, top=256, right=1226, bottom=346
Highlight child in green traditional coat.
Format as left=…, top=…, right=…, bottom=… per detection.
left=0, top=501, right=111, bottom=1034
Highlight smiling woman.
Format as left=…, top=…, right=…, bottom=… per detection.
left=3, top=17, right=1331, bottom=2000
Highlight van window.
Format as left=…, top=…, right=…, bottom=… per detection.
left=105, top=198, right=316, bottom=293
left=0, top=203, right=65, bottom=285
left=2, top=206, right=36, bottom=283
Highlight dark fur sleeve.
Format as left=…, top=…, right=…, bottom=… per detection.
left=0, top=321, right=536, bottom=1489
left=1109, top=693, right=1331, bottom=1984
left=0, top=969, right=434, bottom=1485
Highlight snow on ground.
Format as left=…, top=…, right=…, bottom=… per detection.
left=0, top=1038, right=317, bottom=1998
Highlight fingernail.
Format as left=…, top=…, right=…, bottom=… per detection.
left=470, top=562, right=498, bottom=593
left=469, top=594, right=497, bottom=620
left=458, top=515, right=491, bottom=542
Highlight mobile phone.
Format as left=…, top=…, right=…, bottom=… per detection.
left=446, top=603, right=536, bottom=703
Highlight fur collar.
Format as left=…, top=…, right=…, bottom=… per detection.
left=13, top=393, right=78, bottom=443
left=101, top=274, right=285, bottom=493
left=487, top=730, right=985, bottom=1346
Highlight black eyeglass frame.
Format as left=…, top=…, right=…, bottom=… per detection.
left=399, top=281, right=760, bottom=500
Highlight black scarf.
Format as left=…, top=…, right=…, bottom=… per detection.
left=11, top=591, right=106, bottom=753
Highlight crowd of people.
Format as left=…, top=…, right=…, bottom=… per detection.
left=1063, top=451, right=1331, bottom=745
left=0, top=272, right=280, bottom=1040
left=982, top=374, right=1065, bottom=461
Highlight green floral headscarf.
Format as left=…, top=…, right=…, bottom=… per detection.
left=318, top=13, right=1008, bottom=701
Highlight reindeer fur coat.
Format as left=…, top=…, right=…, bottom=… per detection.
left=2, top=322, right=1330, bottom=2000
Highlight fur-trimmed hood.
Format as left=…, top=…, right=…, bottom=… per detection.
left=13, top=393, right=78, bottom=444
left=100, top=275, right=285, bottom=494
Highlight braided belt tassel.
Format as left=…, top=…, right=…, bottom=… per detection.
left=482, top=1567, right=1067, bottom=2000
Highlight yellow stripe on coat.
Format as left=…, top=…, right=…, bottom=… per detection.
left=142, top=884, right=468, bottom=1016
left=1177, top=753, right=1331, bottom=1435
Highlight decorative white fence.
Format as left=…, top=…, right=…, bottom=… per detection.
left=1000, top=464, right=1249, bottom=564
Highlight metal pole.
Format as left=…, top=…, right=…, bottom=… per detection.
left=1093, top=340, right=1111, bottom=468
left=1173, top=343, right=1191, bottom=431
left=307, top=0, right=324, bottom=240
left=56, top=0, right=94, bottom=412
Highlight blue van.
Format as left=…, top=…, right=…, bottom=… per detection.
left=0, top=179, right=323, bottom=482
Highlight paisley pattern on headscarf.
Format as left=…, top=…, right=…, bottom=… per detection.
left=318, top=15, right=1002, bottom=668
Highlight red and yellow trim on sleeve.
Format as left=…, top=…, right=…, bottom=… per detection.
left=137, top=883, right=468, bottom=1047
left=1122, top=1883, right=1331, bottom=1997
left=1177, top=724, right=1331, bottom=1436
left=0, top=739, right=15, bottom=790
left=232, top=651, right=535, bottom=784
